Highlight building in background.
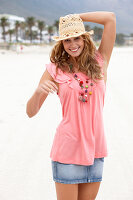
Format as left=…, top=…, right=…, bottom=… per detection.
left=0, top=13, right=25, bottom=28
left=0, top=13, right=50, bottom=43
left=0, top=14, right=25, bottom=42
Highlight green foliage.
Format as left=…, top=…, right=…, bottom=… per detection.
left=0, top=17, right=9, bottom=41
left=85, top=25, right=91, bottom=32
left=93, top=26, right=103, bottom=41
left=0, top=15, right=131, bottom=46
left=115, top=33, right=125, bottom=45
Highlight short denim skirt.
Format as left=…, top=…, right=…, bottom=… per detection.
left=51, top=158, right=104, bottom=184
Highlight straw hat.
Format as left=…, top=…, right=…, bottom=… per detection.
left=52, top=14, right=94, bottom=41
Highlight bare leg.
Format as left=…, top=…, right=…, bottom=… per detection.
left=78, top=182, right=101, bottom=200
left=55, top=182, right=78, bottom=200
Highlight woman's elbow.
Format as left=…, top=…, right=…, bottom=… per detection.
left=110, top=12, right=116, bottom=21
left=26, top=110, right=38, bottom=118
left=26, top=111, right=33, bottom=118
left=26, top=108, right=33, bottom=118
left=26, top=104, right=38, bottom=118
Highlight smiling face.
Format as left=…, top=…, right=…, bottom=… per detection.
left=62, top=35, right=84, bottom=58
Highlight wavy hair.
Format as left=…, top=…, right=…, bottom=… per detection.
left=50, top=32, right=104, bottom=83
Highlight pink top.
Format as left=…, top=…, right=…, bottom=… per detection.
left=46, top=50, right=108, bottom=165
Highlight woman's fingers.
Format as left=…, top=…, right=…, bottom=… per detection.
left=36, top=80, right=58, bottom=96
left=40, top=80, right=58, bottom=94
left=46, top=80, right=58, bottom=91
left=39, top=84, right=52, bottom=94
left=44, top=80, right=58, bottom=92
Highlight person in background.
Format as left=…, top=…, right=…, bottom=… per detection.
left=26, top=11, right=116, bottom=200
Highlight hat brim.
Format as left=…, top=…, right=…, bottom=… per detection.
left=52, top=30, right=94, bottom=41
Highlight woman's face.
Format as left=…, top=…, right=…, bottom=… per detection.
left=62, top=36, right=84, bottom=58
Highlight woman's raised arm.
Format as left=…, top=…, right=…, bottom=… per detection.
left=79, top=11, right=116, bottom=67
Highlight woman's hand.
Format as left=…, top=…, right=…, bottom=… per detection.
left=36, top=80, right=58, bottom=95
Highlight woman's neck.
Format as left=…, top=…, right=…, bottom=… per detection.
left=69, top=56, right=77, bottom=64
left=69, top=56, right=79, bottom=71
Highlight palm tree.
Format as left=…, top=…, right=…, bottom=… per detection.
left=25, top=30, right=30, bottom=40
left=93, top=26, right=103, bottom=41
left=116, top=33, right=125, bottom=45
left=53, top=20, right=59, bottom=34
left=47, top=25, right=54, bottom=42
left=37, top=20, right=45, bottom=43
left=20, top=21, right=26, bottom=40
left=85, top=24, right=91, bottom=32
left=32, top=30, right=38, bottom=40
left=15, top=21, right=21, bottom=42
left=8, top=29, right=14, bottom=43
left=26, top=17, right=35, bottom=43
left=0, top=17, right=9, bottom=42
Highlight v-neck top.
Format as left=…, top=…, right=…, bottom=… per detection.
left=45, top=50, right=108, bottom=166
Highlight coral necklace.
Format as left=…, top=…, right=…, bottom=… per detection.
left=69, top=64, right=94, bottom=103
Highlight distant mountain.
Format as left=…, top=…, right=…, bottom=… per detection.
left=0, top=0, right=133, bottom=34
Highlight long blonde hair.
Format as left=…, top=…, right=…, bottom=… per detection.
left=50, top=32, right=104, bottom=83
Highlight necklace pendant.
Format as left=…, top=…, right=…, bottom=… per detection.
left=74, top=74, right=78, bottom=78
left=79, top=95, right=83, bottom=101
left=74, top=73, right=93, bottom=103
left=79, top=81, right=83, bottom=86
left=82, top=98, right=86, bottom=102
left=85, top=85, right=88, bottom=88
left=85, top=89, right=88, bottom=93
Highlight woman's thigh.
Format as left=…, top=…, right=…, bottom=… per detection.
left=55, top=182, right=78, bottom=200
left=78, top=182, right=101, bottom=200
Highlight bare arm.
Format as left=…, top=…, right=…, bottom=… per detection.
left=26, top=69, right=58, bottom=118
left=26, top=89, right=42, bottom=118
left=79, top=11, right=116, bottom=66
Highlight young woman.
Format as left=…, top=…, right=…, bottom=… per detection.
left=26, top=12, right=116, bottom=200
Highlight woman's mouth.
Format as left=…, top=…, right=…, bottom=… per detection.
left=69, top=47, right=79, bottom=52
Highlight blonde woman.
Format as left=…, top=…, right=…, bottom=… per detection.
left=26, top=12, right=116, bottom=200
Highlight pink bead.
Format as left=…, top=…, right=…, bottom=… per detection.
left=79, top=96, right=82, bottom=100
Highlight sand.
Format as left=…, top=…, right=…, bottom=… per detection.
left=0, top=45, right=133, bottom=200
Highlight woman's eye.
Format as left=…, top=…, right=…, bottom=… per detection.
left=75, top=37, right=80, bottom=40
left=65, top=39, right=70, bottom=42
left=64, top=37, right=80, bottom=42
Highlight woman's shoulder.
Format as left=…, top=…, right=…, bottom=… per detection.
left=94, top=49, right=104, bottom=67
left=45, top=62, right=63, bottom=72
left=95, top=49, right=103, bottom=60
left=45, top=62, right=59, bottom=75
left=45, top=62, right=56, bottom=69
left=45, top=61, right=72, bottom=84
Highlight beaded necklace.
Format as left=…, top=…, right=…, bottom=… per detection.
left=69, top=64, right=94, bottom=103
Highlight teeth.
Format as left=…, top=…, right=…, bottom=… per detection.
left=70, top=48, right=79, bottom=52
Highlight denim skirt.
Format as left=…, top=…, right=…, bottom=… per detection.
left=51, top=158, right=104, bottom=184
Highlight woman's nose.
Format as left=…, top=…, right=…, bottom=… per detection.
left=69, top=40, right=77, bottom=46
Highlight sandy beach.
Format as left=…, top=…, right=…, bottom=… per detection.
left=0, top=45, right=133, bottom=200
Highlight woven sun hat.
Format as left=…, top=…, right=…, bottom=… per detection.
left=52, top=13, right=94, bottom=41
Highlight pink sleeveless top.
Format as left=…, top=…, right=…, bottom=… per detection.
left=46, top=50, right=108, bottom=165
